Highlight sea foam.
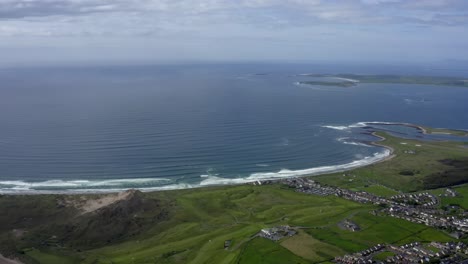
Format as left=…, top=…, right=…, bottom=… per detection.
left=0, top=178, right=172, bottom=193
left=322, top=125, right=350, bottom=131
left=337, top=137, right=372, bottom=147
left=0, top=121, right=401, bottom=194
left=197, top=150, right=389, bottom=186
left=0, top=149, right=391, bottom=194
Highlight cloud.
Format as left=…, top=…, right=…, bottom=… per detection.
left=0, top=0, right=116, bottom=18
left=0, top=0, right=318, bottom=19
left=0, top=0, right=467, bottom=64
left=0, top=0, right=465, bottom=40
left=0, top=0, right=464, bottom=20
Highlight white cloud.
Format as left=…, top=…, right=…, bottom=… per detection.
left=0, top=0, right=467, bottom=64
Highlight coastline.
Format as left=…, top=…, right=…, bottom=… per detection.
left=369, top=132, right=396, bottom=164
left=295, top=74, right=468, bottom=88
left=0, top=132, right=394, bottom=195
left=1, top=128, right=466, bottom=264
left=368, top=121, right=468, bottom=136
left=4, top=121, right=463, bottom=195
left=361, top=121, right=428, bottom=134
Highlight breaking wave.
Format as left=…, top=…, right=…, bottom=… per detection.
left=337, top=137, right=372, bottom=147
left=0, top=178, right=172, bottom=194
left=3, top=121, right=419, bottom=194
left=0, top=150, right=390, bottom=194
left=321, top=121, right=419, bottom=131
left=321, top=122, right=369, bottom=131
left=332, top=77, right=360, bottom=83
left=199, top=150, right=390, bottom=186
left=322, top=125, right=350, bottom=131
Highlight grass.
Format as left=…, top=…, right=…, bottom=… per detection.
left=423, top=127, right=468, bottom=137
left=280, top=230, right=346, bottom=262
left=306, top=211, right=452, bottom=253
left=237, top=237, right=308, bottom=264
left=373, top=251, right=395, bottom=261
left=313, top=132, right=468, bottom=192
left=24, top=248, right=79, bottom=264
left=0, top=129, right=466, bottom=263
left=443, top=185, right=468, bottom=209
left=3, top=184, right=451, bottom=264
left=72, top=185, right=365, bottom=264
left=356, top=185, right=400, bottom=197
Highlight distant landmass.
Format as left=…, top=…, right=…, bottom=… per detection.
left=297, top=74, right=468, bottom=87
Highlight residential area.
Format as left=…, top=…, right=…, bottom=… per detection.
left=269, top=178, right=468, bottom=235
left=250, top=177, right=468, bottom=263
left=335, top=241, right=468, bottom=263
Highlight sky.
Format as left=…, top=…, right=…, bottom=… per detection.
left=0, top=0, right=468, bottom=65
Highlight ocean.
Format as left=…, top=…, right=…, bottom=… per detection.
left=0, top=63, right=467, bottom=193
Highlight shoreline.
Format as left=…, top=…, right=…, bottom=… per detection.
left=369, top=132, right=396, bottom=164
left=5, top=121, right=462, bottom=196
left=0, top=132, right=394, bottom=196
left=368, top=121, right=467, bottom=136
left=361, top=121, right=428, bottom=134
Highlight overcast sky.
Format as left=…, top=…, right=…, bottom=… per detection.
left=1, top=0, right=467, bottom=65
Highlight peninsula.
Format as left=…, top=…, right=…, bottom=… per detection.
left=297, top=74, right=468, bottom=88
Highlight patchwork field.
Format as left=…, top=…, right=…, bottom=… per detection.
left=0, top=182, right=457, bottom=264
left=0, top=130, right=467, bottom=263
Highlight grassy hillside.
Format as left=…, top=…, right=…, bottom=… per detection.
left=0, top=130, right=467, bottom=263
left=0, top=184, right=455, bottom=264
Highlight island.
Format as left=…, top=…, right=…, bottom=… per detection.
left=296, top=74, right=468, bottom=88
left=0, top=125, right=467, bottom=264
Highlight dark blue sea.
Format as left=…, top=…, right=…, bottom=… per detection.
left=0, top=63, right=467, bottom=193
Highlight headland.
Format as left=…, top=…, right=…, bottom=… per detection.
left=296, top=74, right=468, bottom=88
left=1, top=124, right=468, bottom=263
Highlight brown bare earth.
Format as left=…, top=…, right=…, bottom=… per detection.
left=48, top=189, right=170, bottom=249
left=75, top=190, right=136, bottom=214
left=0, top=254, right=22, bottom=264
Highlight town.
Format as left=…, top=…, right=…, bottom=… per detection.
left=334, top=241, right=468, bottom=263
left=250, top=176, right=468, bottom=263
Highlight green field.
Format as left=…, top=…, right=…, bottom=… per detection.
left=423, top=126, right=468, bottom=137
left=0, top=185, right=368, bottom=263
left=0, top=129, right=467, bottom=263
left=237, top=238, right=309, bottom=264
left=426, top=184, right=468, bottom=210
left=314, top=132, right=468, bottom=192
left=280, top=231, right=346, bottom=262
left=307, top=211, right=452, bottom=252
left=0, top=184, right=454, bottom=264
left=373, top=251, right=395, bottom=261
